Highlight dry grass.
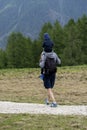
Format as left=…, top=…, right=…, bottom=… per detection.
left=0, top=66, right=87, bottom=105
left=0, top=66, right=87, bottom=130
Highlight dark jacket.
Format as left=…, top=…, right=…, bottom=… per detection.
left=43, top=40, right=54, bottom=52
left=42, top=33, right=54, bottom=52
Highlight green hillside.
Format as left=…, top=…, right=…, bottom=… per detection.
left=0, top=0, right=87, bottom=48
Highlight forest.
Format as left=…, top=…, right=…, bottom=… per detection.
left=0, top=15, right=87, bottom=68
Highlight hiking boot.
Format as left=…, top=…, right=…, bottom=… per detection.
left=50, top=102, right=57, bottom=107
left=45, top=98, right=49, bottom=105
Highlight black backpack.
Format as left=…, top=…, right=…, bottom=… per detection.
left=44, top=57, right=57, bottom=74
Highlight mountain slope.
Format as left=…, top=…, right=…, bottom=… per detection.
left=0, top=0, right=87, bottom=48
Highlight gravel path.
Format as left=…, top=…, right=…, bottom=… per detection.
left=0, top=101, right=87, bottom=116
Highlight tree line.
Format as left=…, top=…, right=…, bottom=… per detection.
left=0, top=15, right=87, bottom=69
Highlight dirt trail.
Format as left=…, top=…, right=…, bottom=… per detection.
left=0, top=101, right=87, bottom=115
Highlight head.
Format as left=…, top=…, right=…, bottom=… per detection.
left=44, top=33, right=50, bottom=40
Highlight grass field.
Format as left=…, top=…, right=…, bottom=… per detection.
left=0, top=65, right=87, bottom=130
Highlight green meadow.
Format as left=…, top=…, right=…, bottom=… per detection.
left=0, top=65, right=87, bottom=130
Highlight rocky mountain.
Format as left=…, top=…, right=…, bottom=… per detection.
left=0, top=0, right=87, bottom=48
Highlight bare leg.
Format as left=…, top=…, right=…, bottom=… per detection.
left=47, top=88, right=56, bottom=103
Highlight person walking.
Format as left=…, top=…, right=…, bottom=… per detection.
left=39, top=49, right=61, bottom=107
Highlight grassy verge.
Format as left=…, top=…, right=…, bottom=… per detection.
left=0, top=114, right=87, bottom=130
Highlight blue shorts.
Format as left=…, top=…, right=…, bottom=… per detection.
left=43, top=73, right=56, bottom=89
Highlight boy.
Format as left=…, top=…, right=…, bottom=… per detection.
left=42, top=33, right=54, bottom=52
